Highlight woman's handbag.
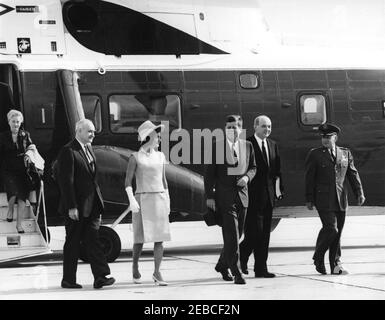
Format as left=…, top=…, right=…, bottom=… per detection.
left=24, top=145, right=44, bottom=191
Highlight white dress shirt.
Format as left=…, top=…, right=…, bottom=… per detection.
left=226, top=138, right=239, bottom=160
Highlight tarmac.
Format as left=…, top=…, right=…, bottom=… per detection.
left=0, top=214, right=384, bottom=300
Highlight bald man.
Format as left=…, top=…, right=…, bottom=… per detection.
left=56, top=119, right=115, bottom=289
left=240, top=115, right=283, bottom=278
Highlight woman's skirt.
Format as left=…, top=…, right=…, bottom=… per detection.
left=4, top=171, right=30, bottom=202
left=132, top=192, right=171, bottom=244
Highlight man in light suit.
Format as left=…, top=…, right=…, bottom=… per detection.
left=240, top=115, right=283, bottom=278
left=205, top=115, right=256, bottom=285
left=305, top=123, right=365, bottom=275
left=56, top=119, right=115, bottom=289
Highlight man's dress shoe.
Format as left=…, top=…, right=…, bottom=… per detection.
left=254, top=271, right=276, bottom=278
left=61, top=280, right=82, bottom=289
left=314, top=260, right=327, bottom=275
left=215, top=266, right=233, bottom=281
left=241, top=263, right=249, bottom=275
left=93, top=276, right=116, bottom=289
left=331, top=264, right=349, bottom=275
left=234, top=275, right=246, bottom=285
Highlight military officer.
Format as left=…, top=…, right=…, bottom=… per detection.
left=305, top=123, right=365, bottom=275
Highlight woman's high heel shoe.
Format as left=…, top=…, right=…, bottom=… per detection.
left=152, top=273, right=168, bottom=286
left=16, top=226, right=25, bottom=234
left=132, top=267, right=141, bottom=284
left=6, top=213, right=13, bottom=222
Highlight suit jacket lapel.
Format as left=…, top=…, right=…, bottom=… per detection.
left=266, top=139, right=273, bottom=169
left=86, top=144, right=97, bottom=175
left=251, top=136, right=263, bottom=162
left=335, top=146, right=342, bottom=165
left=225, top=139, right=248, bottom=176
left=87, top=145, right=96, bottom=163
left=322, top=147, right=334, bottom=163
left=74, top=139, right=94, bottom=176
left=224, top=139, right=236, bottom=166
left=237, top=139, right=247, bottom=173
left=253, top=135, right=269, bottom=167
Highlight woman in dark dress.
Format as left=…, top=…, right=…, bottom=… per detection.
left=0, top=109, right=34, bottom=233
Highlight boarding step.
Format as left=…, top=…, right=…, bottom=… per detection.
left=0, top=191, right=37, bottom=207
left=0, top=232, right=46, bottom=248
left=0, top=191, right=37, bottom=203
left=0, top=219, right=38, bottom=233
left=0, top=246, right=52, bottom=263
left=0, top=205, right=35, bottom=220
left=0, top=190, right=51, bottom=263
left=0, top=192, right=7, bottom=207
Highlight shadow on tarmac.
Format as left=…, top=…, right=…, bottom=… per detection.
left=1, top=244, right=384, bottom=268
left=0, top=277, right=252, bottom=296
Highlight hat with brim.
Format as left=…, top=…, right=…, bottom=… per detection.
left=137, top=120, right=164, bottom=142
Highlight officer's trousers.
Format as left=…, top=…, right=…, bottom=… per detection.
left=313, top=210, right=346, bottom=270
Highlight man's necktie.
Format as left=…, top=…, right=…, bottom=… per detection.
left=330, top=148, right=336, bottom=163
left=262, top=141, right=269, bottom=166
left=85, top=145, right=95, bottom=172
left=232, top=143, right=238, bottom=165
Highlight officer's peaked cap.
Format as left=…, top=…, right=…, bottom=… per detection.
left=318, top=123, right=341, bottom=136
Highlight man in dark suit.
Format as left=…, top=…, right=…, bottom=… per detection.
left=205, top=115, right=256, bottom=285
left=56, top=119, right=115, bottom=289
left=305, top=123, right=365, bottom=275
left=240, top=115, right=283, bottom=278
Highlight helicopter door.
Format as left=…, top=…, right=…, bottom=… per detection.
left=0, top=64, right=20, bottom=132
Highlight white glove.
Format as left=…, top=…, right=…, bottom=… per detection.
left=125, top=186, right=140, bottom=214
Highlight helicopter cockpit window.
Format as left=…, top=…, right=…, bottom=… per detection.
left=108, top=94, right=181, bottom=134
left=299, top=94, right=327, bottom=125
left=81, top=95, right=102, bottom=133
left=65, top=3, right=98, bottom=32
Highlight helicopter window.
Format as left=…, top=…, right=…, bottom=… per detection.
left=108, top=94, right=181, bottom=134
left=239, top=73, right=259, bottom=89
left=299, top=94, right=327, bottom=125
left=80, top=95, right=102, bottom=133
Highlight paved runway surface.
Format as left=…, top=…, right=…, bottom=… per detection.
left=0, top=215, right=384, bottom=300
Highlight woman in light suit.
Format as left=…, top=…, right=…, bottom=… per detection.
left=125, top=120, right=171, bottom=286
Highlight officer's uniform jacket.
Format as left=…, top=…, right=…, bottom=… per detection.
left=305, top=146, right=364, bottom=212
